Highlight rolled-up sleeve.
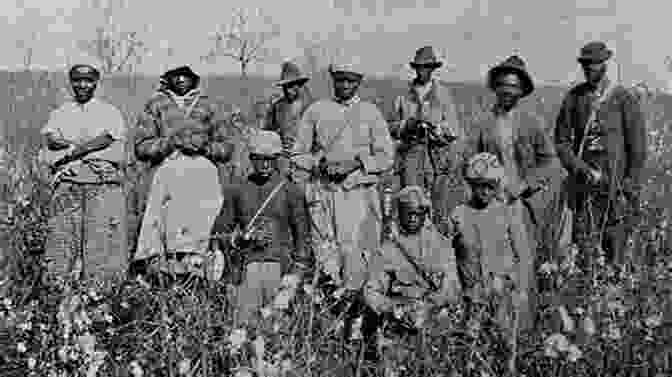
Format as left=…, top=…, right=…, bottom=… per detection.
left=291, top=106, right=319, bottom=173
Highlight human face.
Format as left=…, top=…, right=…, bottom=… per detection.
left=70, top=77, right=97, bottom=104
left=494, top=73, right=524, bottom=111
left=413, top=65, right=435, bottom=84
left=250, top=153, right=278, bottom=178
left=282, top=82, right=303, bottom=102
left=332, top=73, right=361, bottom=101
left=168, top=74, right=196, bottom=96
left=398, top=205, right=427, bottom=234
left=470, top=180, right=499, bottom=207
left=581, top=61, right=607, bottom=87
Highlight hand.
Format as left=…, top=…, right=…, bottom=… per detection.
left=587, top=168, right=603, bottom=185
left=324, top=160, right=362, bottom=181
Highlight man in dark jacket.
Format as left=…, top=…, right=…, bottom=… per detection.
left=210, top=130, right=312, bottom=324
left=555, top=41, right=647, bottom=266
left=263, top=61, right=313, bottom=180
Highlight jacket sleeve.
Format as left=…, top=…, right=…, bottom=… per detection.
left=435, top=91, right=463, bottom=145
left=134, top=100, right=175, bottom=165
left=525, top=114, right=567, bottom=189
left=387, top=95, right=406, bottom=139
left=261, top=102, right=276, bottom=132
left=291, top=105, right=319, bottom=173
left=357, top=105, right=395, bottom=175
left=555, top=93, right=592, bottom=176
left=287, top=183, right=313, bottom=266
left=449, top=212, right=482, bottom=293
left=205, top=104, right=235, bottom=164
left=621, top=91, right=648, bottom=186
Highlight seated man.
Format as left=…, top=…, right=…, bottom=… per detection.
left=364, top=185, right=461, bottom=331
left=210, top=130, right=312, bottom=324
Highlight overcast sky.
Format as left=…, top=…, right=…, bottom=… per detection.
left=1, top=0, right=667, bottom=87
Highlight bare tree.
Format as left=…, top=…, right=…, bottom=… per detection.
left=76, top=0, right=150, bottom=74
left=202, top=7, right=280, bottom=78
left=15, top=31, right=38, bottom=71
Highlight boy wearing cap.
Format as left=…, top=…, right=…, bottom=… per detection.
left=364, top=185, right=461, bottom=328
left=555, top=42, right=647, bottom=266
left=210, top=130, right=312, bottom=324
left=40, top=63, right=128, bottom=281
left=449, top=152, right=533, bottom=338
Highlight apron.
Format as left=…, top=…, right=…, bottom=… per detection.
left=135, top=152, right=223, bottom=261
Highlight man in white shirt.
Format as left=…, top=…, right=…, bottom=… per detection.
left=40, top=64, right=128, bottom=281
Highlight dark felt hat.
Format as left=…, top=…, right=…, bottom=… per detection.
left=161, top=66, right=200, bottom=85
left=577, top=41, right=613, bottom=64
left=275, top=61, right=309, bottom=87
left=487, top=55, right=535, bottom=97
left=410, top=46, right=443, bottom=69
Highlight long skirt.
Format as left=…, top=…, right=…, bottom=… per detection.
left=305, top=181, right=382, bottom=291
left=45, top=183, right=127, bottom=281
left=135, top=153, right=223, bottom=262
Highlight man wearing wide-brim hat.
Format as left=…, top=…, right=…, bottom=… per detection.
left=291, top=57, right=395, bottom=362
left=263, top=61, right=313, bottom=180
left=464, top=54, right=568, bottom=330
left=388, top=46, right=464, bottom=234
left=40, top=63, right=129, bottom=281
left=555, top=41, right=647, bottom=266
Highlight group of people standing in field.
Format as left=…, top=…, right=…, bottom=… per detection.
left=37, top=40, right=647, bottom=370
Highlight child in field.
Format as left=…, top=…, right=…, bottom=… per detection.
left=448, top=152, right=534, bottom=343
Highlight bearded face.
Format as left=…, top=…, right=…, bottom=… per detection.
left=493, top=73, right=524, bottom=111
left=581, top=62, right=607, bottom=87
left=332, top=73, right=361, bottom=101
left=413, top=65, right=435, bottom=85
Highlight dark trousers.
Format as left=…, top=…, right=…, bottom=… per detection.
left=572, top=183, right=637, bottom=266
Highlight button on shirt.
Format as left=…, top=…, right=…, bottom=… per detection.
left=40, top=98, right=126, bottom=183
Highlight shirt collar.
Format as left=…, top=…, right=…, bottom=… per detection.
left=334, top=95, right=360, bottom=107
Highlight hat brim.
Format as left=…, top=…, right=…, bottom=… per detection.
left=487, top=65, right=535, bottom=98
left=274, top=77, right=310, bottom=87
left=577, top=49, right=613, bottom=64
left=329, top=69, right=364, bottom=80
left=161, top=68, right=200, bottom=82
left=410, top=61, right=443, bottom=69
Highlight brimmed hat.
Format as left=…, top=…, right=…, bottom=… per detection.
left=161, top=65, right=200, bottom=85
left=577, top=41, right=613, bottom=64
left=465, top=153, right=504, bottom=183
left=275, top=61, right=309, bottom=87
left=248, top=130, right=283, bottom=157
left=487, top=55, right=534, bottom=98
left=394, top=185, right=431, bottom=209
left=329, top=57, right=364, bottom=80
left=69, top=64, right=100, bottom=81
left=410, top=46, right=443, bottom=69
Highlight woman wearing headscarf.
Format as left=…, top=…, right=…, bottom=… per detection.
left=132, top=66, right=235, bottom=279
